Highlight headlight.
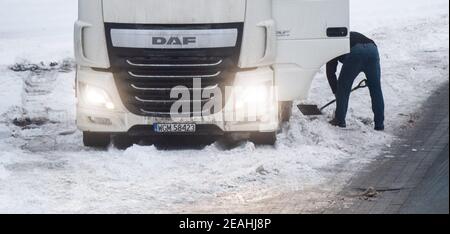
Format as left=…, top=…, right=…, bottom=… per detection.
left=79, top=83, right=115, bottom=110
left=233, top=82, right=275, bottom=121
left=235, top=86, right=270, bottom=110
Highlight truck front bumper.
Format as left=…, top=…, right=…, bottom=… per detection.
left=76, top=67, right=279, bottom=135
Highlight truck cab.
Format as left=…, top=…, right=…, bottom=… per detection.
left=75, top=0, right=349, bottom=147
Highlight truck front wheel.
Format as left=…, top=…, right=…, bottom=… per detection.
left=250, top=132, right=277, bottom=145
left=279, top=101, right=293, bottom=123
left=83, top=132, right=111, bottom=148
left=112, top=134, right=135, bottom=150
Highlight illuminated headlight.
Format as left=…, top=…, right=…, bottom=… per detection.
left=79, top=83, right=115, bottom=110
left=235, top=85, right=271, bottom=109
left=234, top=82, right=276, bottom=119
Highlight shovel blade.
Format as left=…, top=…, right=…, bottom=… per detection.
left=297, top=104, right=323, bottom=116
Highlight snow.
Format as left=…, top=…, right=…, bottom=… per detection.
left=0, top=0, right=448, bottom=213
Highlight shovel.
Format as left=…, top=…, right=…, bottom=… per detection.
left=298, top=79, right=368, bottom=116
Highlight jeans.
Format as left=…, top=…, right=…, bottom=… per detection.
left=335, top=43, right=385, bottom=128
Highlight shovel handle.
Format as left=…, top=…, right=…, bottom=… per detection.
left=354, top=79, right=368, bottom=90
left=320, top=79, right=368, bottom=111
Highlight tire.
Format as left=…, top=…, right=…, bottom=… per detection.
left=83, top=132, right=111, bottom=148
left=279, top=101, right=293, bottom=123
left=250, top=132, right=277, bottom=145
left=112, top=134, right=135, bottom=150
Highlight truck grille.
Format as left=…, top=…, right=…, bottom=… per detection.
left=105, top=23, right=244, bottom=117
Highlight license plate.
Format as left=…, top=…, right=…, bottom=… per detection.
left=154, top=123, right=196, bottom=133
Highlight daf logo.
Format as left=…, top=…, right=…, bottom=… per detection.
left=152, top=36, right=197, bottom=46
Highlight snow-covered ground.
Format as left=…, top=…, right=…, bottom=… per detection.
left=0, top=0, right=448, bottom=213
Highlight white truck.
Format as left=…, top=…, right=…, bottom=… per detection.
left=75, top=0, right=350, bottom=147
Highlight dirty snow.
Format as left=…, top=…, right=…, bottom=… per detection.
left=0, top=0, right=448, bottom=213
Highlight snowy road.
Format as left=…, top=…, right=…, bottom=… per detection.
left=328, top=83, right=449, bottom=214
left=0, top=0, right=448, bottom=213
